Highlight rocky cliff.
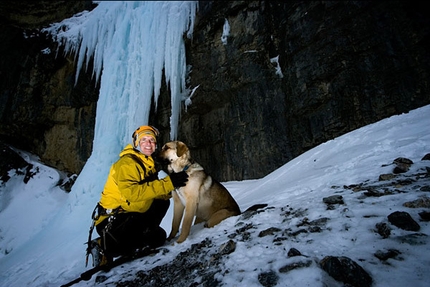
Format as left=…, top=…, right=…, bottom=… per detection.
left=171, top=1, right=430, bottom=180
left=0, top=0, right=97, bottom=174
left=1, top=1, right=429, bottom=181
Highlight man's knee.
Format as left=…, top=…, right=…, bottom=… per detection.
left=145, top=226, right=167, bottom=248
left=152, top=199, right=170, bottom=212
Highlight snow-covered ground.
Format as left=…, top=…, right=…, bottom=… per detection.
left=1, top=105, right=429, bottom=287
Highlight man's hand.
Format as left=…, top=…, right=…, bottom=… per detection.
left=169, top=171, right=189, bottom=188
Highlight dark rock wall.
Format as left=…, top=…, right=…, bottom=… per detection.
left=0, top=1, right=93, bottom=29
left=0, top=0, right=98, bottom=173
left=1, top=1, right=429, bottom=181
left=163, top=0, right=430, bottom=180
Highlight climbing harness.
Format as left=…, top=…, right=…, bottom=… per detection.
left=85, top=203, right=122, bottom=267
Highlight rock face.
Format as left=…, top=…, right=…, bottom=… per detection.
left=0, top=0, right=98, bottom=173
left=1, top=1, right=430, bottom=181
left=169, top=1, right=430, bottom=180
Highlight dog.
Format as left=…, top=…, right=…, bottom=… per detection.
left=158, top=141, right=241, bottom=243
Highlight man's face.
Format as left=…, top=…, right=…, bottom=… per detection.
left=139, top=136, right=156, bottom=156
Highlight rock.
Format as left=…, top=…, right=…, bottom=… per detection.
left=59, top=174, right=78, bottom=192
left=279, top=259, right=312, bottom=273
left=392, top=158, right=413, bottom=173
left=320, top=256, right=372, bottom=287
left=323, top=195, right=344, bottom=205
left=393, top=157, right=413, bottom=165
left=387, top=211, right=420, bottom=231
left=240, top=203, right=268, bottom=219
left=374, top=249, right=401, bottom=261
left=23, top=164, right=37, bottom=184
left=310, top=217, right=330, bottom=226
left=403, top=197, right=430, bottom=208
left=418, top=211, right=430, bottom=221
left=375, top=222, right=391, bottom=238
left=421, top=153, right=430, bottom=161
left=244, top=203, right=269, bottom=212
left=0, top=1, right=94, bottom=29
left=218, top=240, right=236, bottom=255
left=0, top=141, right=29, bottom=182
left=287, top=248, right=302, bottom=257
left=395, top=233, right=428, bottom=245
left=258, top=270, right=279, bottom=287
left=393, top=164, right=410, bottom=174
left=379, top=173, right=396, bottom=181
left=258, top=227, right=282, bottom=237
left=363, top=188, right=394, bottom=197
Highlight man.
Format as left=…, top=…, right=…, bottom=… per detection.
left=90, top=125, right=188, bottom=266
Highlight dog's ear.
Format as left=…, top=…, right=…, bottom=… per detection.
left=176, top=141, right=188, bottom=157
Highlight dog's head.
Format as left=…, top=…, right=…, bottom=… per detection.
left=157, top=141, right=191, bottom=173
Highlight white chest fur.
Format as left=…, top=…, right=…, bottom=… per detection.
left=174, top=188, right=187, bottom=206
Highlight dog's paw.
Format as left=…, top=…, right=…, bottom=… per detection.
left=176, top=235, right=188, bottom=243
left=167, top=232, right=179, bottom=242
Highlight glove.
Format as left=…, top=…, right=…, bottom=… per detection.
left=169, top=171, right=189, bottom=188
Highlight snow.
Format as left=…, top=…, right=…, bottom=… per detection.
left=1, top=105, right=429, bottom=287
left=270, top=55, right=284, bottom=78
left=1, top=1, right=429, bottom=286
left=221, top=18, right=230, bottom=45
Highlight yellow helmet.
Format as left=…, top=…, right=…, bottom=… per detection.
left=132, top=125, right=159, bottom=148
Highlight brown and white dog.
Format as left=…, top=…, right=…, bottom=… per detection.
left=158, top=141, right=241, bottom=243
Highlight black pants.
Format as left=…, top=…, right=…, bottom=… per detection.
left=96, top=199, right=170, bottom=257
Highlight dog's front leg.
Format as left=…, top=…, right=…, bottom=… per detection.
left=177, top=199, right=198, bottom=243
left=167, top=190, right=184, bottom=241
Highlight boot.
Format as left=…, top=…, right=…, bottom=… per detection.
left=89, top=238, right=112, bottom=267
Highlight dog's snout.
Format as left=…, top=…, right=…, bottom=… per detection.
left=155, top=151, right=170, bottom=166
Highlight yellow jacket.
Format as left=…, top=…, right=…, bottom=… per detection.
left=96, top=144, right=174, bottom=225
